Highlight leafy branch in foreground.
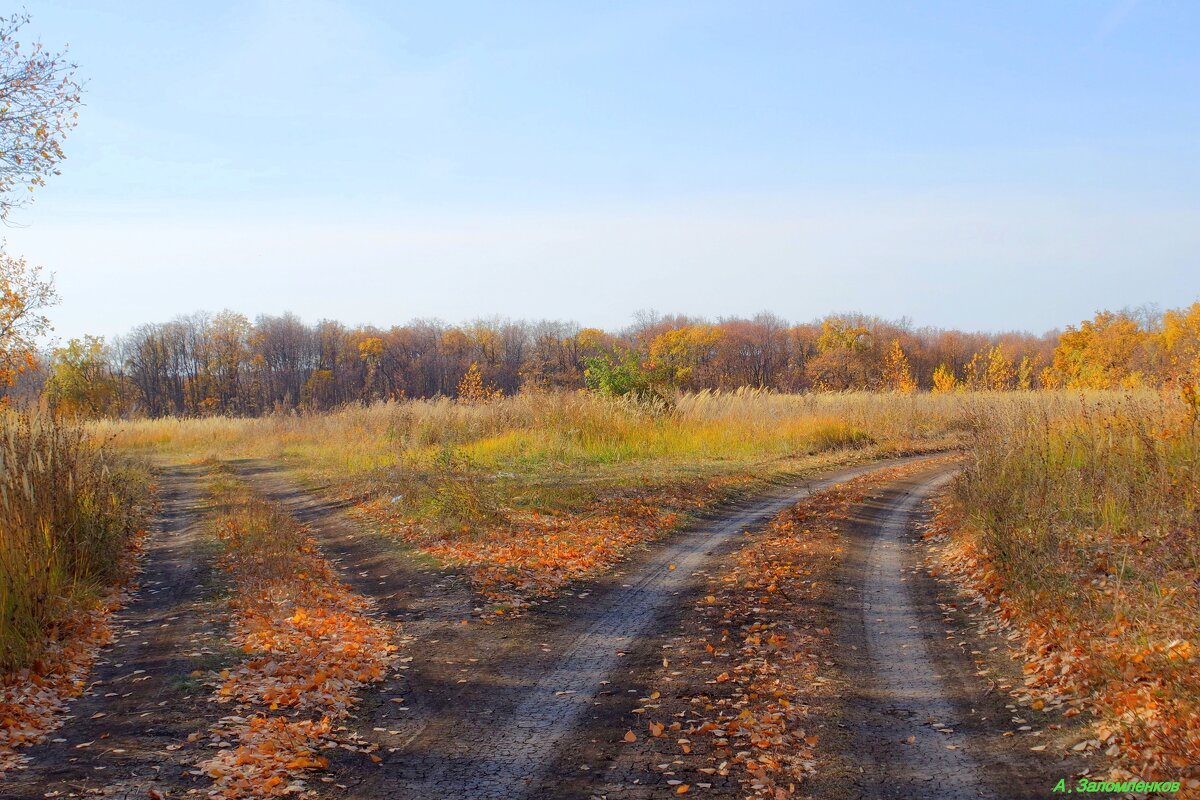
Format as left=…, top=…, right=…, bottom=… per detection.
left=0, top=12, right=82, bottom=219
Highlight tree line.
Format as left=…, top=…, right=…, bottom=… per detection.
left=29, top=302, right=1199, bottom=418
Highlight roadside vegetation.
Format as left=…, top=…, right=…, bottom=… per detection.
left=932, top=390, right=1199, bottom=785
left=0, top=409, right=148, bottom=770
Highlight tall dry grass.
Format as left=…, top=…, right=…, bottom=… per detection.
left=949, top=389, right=1200, bottom=779
left=0, top=410, right=148, bottom=670
left=97, top=387, right=969, bottom=468
left=955, top=391, right=1198, bottom=617
left=96, top=389, right=973, bottom=530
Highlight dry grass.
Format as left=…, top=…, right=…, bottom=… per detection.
left=0, top=409, right=148, bottom=772
left=940, top=389, right=1199, bottom=782
left=96, top=389, right=967, bottom=522
left=0, top=409, right=148, bottom=671
left=95, top=388, right=966, bottom=470
left=96, top=389, right=970, bottom=605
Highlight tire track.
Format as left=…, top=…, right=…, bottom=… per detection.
left=855, top=471, right=994, bottom=798
left=814, top=468, right=1043, bottom=800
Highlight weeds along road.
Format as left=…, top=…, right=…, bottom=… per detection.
left=248, top=456, right=933, bottom=800
left=2, top=466, right=220, bottom=799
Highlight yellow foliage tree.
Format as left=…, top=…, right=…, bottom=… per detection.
left=1158, top=302, right=1200, bottom=386
left=358, top=336, right=385, bottom=401
left=44, top=336, right=120, bottom=418
left=882, top=339, right=917, bottom=393
left=931, top=364, right=958, bottom=394
left=985, top=345, right=1016, bottom=391
left=457, top=362, right=502, bottom=403
left=1051, top=311, right=1148, bottom=389
left=962, top=352, right=986, bottom=391
left=647, top=325, right=723, bottom=389
left=1016, top=355, right=1036, bottom=391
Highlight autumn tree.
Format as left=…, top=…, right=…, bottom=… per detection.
left=44, top=336, right=121, bottom=417
left=806, top=318, right=873, bottom=391
left=1052, top=311, right=1149, bottom=389
left=0, top=253, right=56, bottom=394
left=1016, top=355, right=1037, bottom=391
left=931, top=364, right=957, bottom=394
left=647, top=324, right=723, bottom=390
left=457, top=362, right=501, bottom=403
left=984, top=344, right=1016, bottom=391
left=358, top=336, right=384, bottom=402
left=881, top=339, right=917, bottom=393
left=1157, top=302, right=1200, bottom=386
left=0, top=15, right=75, bottom=400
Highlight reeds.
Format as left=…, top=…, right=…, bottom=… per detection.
left=0, top=409, right=147, bottom=670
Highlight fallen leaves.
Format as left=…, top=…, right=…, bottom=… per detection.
left=358, top=477, right=756, bottom=610
left=0, top=520, right=146, bottom=776
left=926, top=498, right=1200, bottom=784
left=194, top=488, right=400, bottom=798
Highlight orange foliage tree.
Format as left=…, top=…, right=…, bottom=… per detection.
left=1052, top=311, right=1149, bottom=389
left=0, top=254, right=56, bottom=396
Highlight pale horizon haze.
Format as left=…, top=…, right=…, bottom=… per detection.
left=5, top=0, right=1198, bottom=343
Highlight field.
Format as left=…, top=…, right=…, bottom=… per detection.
left=1, top=389, right=1197, bottom=798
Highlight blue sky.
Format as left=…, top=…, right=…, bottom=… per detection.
left=7, top=0, right=1199, bottom=340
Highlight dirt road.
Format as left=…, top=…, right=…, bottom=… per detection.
left=806, top=469, right=1093, bottom=800
left=6, top=458, right=1092, bottom=799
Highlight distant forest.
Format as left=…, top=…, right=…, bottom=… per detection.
left=25, top=303, right=1200, bottom=418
